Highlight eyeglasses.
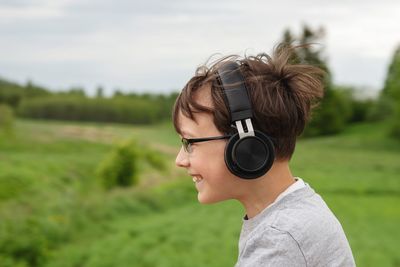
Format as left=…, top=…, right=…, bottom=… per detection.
left=181, top=135, right=232, bottom=153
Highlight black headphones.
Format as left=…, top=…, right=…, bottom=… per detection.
left=216, top=62, right=275, bottom=179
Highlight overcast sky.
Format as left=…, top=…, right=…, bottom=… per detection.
left=0, top=0, right=399, bottom=96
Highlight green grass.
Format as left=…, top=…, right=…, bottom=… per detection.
left=325, top=195, right=400, bottom=267
left=292, top=128, right=400, bottom=194
left=0, top=119, right=399, bottom=267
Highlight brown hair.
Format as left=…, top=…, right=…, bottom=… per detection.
left=173, top=44, right=325, bottom=160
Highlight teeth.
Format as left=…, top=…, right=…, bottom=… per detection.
left=192, top=176, right=203, bottom=183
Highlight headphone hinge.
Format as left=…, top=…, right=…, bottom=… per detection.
left=235, top=118, right=255, bottom=139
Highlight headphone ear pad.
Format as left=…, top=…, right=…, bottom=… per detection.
left=224, top=130, right=275, bottom=179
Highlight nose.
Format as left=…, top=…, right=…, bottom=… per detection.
left=175, top=147, right=190, bottom=168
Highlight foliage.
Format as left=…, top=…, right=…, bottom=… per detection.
left=366, top=96, right=395, bottom=121
left=0, top=218, right=50, bottom=267
left=0, top=119, right=399, bottom=267
left=0, top=104, right=15, bottom=135
left=389, top=101, right=400, bottom=139
left=96, top=139, right=167, bottom=190
left=139, top=148, right=167, bottom=171
left=0, top=79, right=50, bottom=108
left=382, top=45, right=400, bottom=102
left=380, top=45, right=400, bottom=138
left=349, top=98, right=375, bottom=123
left=282, top=25, right=352, bottom=136
left=96, top=140, right=139, bottom=189
left=17, top=93, right=177, bottom=125
left=326, top=85, right=376, bottom=124
left=0, top=76, right=178, bottom=125
left=303, top=89, right=351, bottom=136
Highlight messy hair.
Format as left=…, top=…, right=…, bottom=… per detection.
left=172, top=44, right=325, bottom=160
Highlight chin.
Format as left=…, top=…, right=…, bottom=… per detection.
left=197, top=193, right=228, bottom=204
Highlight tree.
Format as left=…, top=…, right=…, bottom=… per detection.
left=382, top=45, right=400, bottom=101
left=381, top=45, right=400, bottom=139
left=96, top=86, right=104, bottom=98
left=281, top=25, right=350, bottom=136
left=0, top=104, right=14, bottom=136
left=62, top=87, right=86, bottom=97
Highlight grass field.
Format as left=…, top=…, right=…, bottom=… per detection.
left=0, top=119, right=399, bottom=267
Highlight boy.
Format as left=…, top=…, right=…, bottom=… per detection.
left=173, top=45, right=355, bottom=266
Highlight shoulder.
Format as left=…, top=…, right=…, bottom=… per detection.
left=271, top=192, right=343, bottom=240
left=272, top=192, right=349, bottom=243
left=253, top=192, right=355, bottom=266
left=238, top=226, right=307, bottom=267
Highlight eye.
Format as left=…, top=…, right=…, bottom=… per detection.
left=187, top=143, right=193, bottom=152
left=181, top=138, right=190, bottom=152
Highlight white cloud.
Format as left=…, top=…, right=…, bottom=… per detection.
left=0, top=0, right=75, bottom=21
left=0, top=0, right=399, bottom=95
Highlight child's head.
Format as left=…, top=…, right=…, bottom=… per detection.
left=173, top=44, right=324, bottom=203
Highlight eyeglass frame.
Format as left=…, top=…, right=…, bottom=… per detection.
left=181, top=135, right=232, bottom=153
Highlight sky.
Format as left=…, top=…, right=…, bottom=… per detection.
left=0, top=0, right=399, bottom=97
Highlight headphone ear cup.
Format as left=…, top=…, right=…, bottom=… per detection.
left=224, top=130, right=275, bottom=179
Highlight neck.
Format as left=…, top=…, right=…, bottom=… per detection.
left=237, top=160, right=295, bottom=219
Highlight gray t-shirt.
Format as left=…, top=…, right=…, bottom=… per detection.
left=235, top=182, right=356, bottom=267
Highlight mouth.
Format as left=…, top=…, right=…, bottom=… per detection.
left=191, top=175, right=204, bottom=184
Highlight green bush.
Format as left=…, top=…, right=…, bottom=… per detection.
left=0, top=104, right=14, bottom=135
left=382, top=46, right=400, bottom=102
left=0, top=218, right=49, bottom=267
left=389, top=102, right=400, bottom=139
left=304, top=89, right=352, bottom=137
left=390, top=120, right=400, bottom=139
left=378, top=45, right=400, bottom=139
left=336, top=86, right=376, bottom=123
left=140, top=149, right=167, bottom=172
left=0, top=78, right=50, bottom=108
left=95, top=139, right=169, bottom=190
left=96, top=140, right=139, bottom=189
left=349, top=98, right=374, bottom=123
left=366, top=96, right=396, bottom=122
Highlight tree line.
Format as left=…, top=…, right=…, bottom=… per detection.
left=0, top=79, right=178, bottom=125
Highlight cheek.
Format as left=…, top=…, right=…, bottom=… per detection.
left=205, top=140, right=225, bottom=159
left=196, top=142, right=231, bottom=178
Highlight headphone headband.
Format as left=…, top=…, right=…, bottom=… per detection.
left=216, top=62, right=253, bottom=123
left=216, top=61, right=275, bottom=179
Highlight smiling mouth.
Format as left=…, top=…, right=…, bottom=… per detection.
left=192, top=176, right=204, bottom=183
